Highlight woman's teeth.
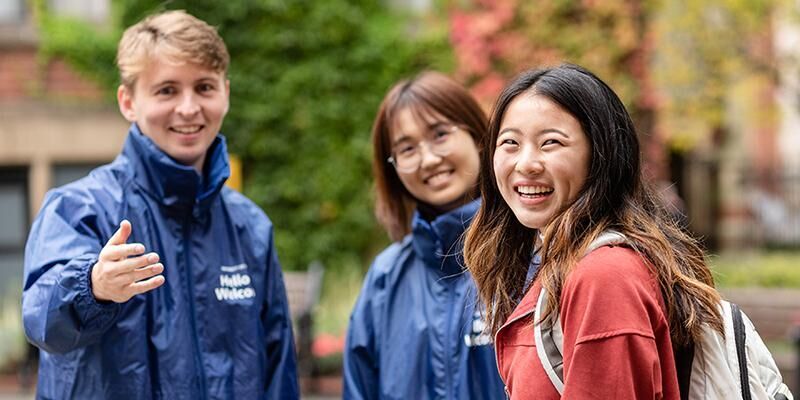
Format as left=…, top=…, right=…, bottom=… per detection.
left=426, top=170, right=452, bottom=185
left=517, top=186, right=553, bottom=196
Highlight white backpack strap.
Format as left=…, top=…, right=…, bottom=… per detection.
left=585, top=230, right=627, bottom=255
left=532, top=230, right=627, bottom=394
left=534, top=288, right=565, bottom=394
left=533, top=288, right=564, bottom=394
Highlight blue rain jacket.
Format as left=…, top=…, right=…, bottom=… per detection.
left=22, top=125, right=299, bottom=400
left=343, top=199, right=505, bottom=399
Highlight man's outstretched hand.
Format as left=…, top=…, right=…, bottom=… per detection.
left=91, top=220, right=165, bottom=303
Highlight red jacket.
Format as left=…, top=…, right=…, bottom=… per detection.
left=495, top=246, right=681, bottom=399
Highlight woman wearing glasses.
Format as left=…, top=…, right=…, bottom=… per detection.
left=343, top=71, right=505, bottom=399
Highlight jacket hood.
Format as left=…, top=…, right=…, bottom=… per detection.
left=121, top=123, right=230, bottom=213
left=410, top=198, right=480, bottom=276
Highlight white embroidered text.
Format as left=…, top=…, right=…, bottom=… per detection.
left=215, top=267, right=256, bottom=302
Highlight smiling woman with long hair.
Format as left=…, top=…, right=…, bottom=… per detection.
left=464, top=64, right=723, bottom=399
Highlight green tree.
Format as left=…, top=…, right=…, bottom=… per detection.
left=651, top=0, right=785, bottom=150
left=37, top=0, right=451, bottom=272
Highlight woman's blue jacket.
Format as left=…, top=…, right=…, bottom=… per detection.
left=343, top=199, right=504, bottom=399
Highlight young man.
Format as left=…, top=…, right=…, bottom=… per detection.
left=21, top=10, right=299, bottom=399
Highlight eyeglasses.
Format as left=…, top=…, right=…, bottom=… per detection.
left=387, top=124, right=463, bottom=173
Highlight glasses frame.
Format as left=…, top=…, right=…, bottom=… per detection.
left=387, top=124, right=465, bottom=173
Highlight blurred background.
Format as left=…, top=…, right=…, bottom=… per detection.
left=1, top=0, right=800, bottom=398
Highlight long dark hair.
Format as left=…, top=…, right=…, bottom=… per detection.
left=371, top=71, right=487, bottom=241
left=464, top=64, right=722, bottom=346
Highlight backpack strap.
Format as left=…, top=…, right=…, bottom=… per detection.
left=532, top=231, right=628, bottom=394
left=673, top=341, right=694, bottom=400
left=534, top=288, right=565, bottom=394
left=731, top=302, right=752, bottom=400
left=588, top=230, right=627, bottom=251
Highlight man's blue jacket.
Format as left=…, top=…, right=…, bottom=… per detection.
left=343, top=199, right=505, bottom=399
left=22, top=125, right=299, bottom=400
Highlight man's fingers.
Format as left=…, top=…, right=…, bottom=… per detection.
left=100, top=243, right=147, bottom=262
left=127, top=263, right=164, bottom=283
left=128, top=275, right=165, bottom=297
left=107, top=220, right=132, bottom=246
left=115, top=252, right=159, bottom=273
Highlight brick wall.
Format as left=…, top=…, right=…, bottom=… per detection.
left=0, top=48, right=38, bottom=99
left=0, top=46, right=104, bottom=101
left=44, top=58, right=104, bottom=100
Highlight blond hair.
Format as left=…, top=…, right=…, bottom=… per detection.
left=116, top=10, right=229, bottom=88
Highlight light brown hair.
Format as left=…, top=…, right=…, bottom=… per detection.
left=464, top=64, right=722, bottom=346
left=371, top=71, right=487, bottom=241
left=116, top=10, right=229, bottom=89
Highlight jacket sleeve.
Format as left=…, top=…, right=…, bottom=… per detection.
left=22, top=190, right=121, bottom=354
left=261, top=230, right=300, bottom=400
left=343, top=265, right=381, bottom=400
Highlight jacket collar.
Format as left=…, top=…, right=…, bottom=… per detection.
left=410, top=198, right=480, bottom=276
left=121, top=123, right=230, bottom=213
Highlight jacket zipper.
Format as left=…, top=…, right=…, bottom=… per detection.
left=184, top=216, right=208, bottom=399
left=444, top=280, right=456, bottom=398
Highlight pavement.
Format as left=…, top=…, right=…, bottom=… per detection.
left=0, top=372, right=342, bottom=399
left=0, top=393, right=31, bottom=400
left=0, top=392, right=338, bottom=400
left=0, top=384, right=341, bottom=400
left=0, top=394, right=337, bottom=400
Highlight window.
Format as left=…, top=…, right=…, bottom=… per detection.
left=0, top=167, right=28, bottom=304
left=389, top=0, right=431, bottom=13
left=49, top=0, right=109, bottom=23
left=53, top=163, right=102, bottom=187
left=0, top=183, right=26, bottom=248
left=0, top=0, right=25, bottom=24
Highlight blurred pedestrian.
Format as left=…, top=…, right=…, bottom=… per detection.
left=21, top=10, right=298, bottom=399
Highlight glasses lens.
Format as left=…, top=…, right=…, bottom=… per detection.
left=393, top=152, right=419, bottom=173
left=429, top=125, right=457, bottom=157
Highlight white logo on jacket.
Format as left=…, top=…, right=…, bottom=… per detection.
left=215, top=263, right=256, bottom=301
left=464, top=310, right=491, bottom=347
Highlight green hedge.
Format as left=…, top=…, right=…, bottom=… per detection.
left=710, top=251, right=800, bottom=288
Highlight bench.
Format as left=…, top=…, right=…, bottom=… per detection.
left=720, top=287, right=800, bottom=340
left=283, top=261, right=325, bottom=379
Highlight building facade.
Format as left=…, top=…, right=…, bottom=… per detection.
left=0, top=0, right=126, bottom=366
